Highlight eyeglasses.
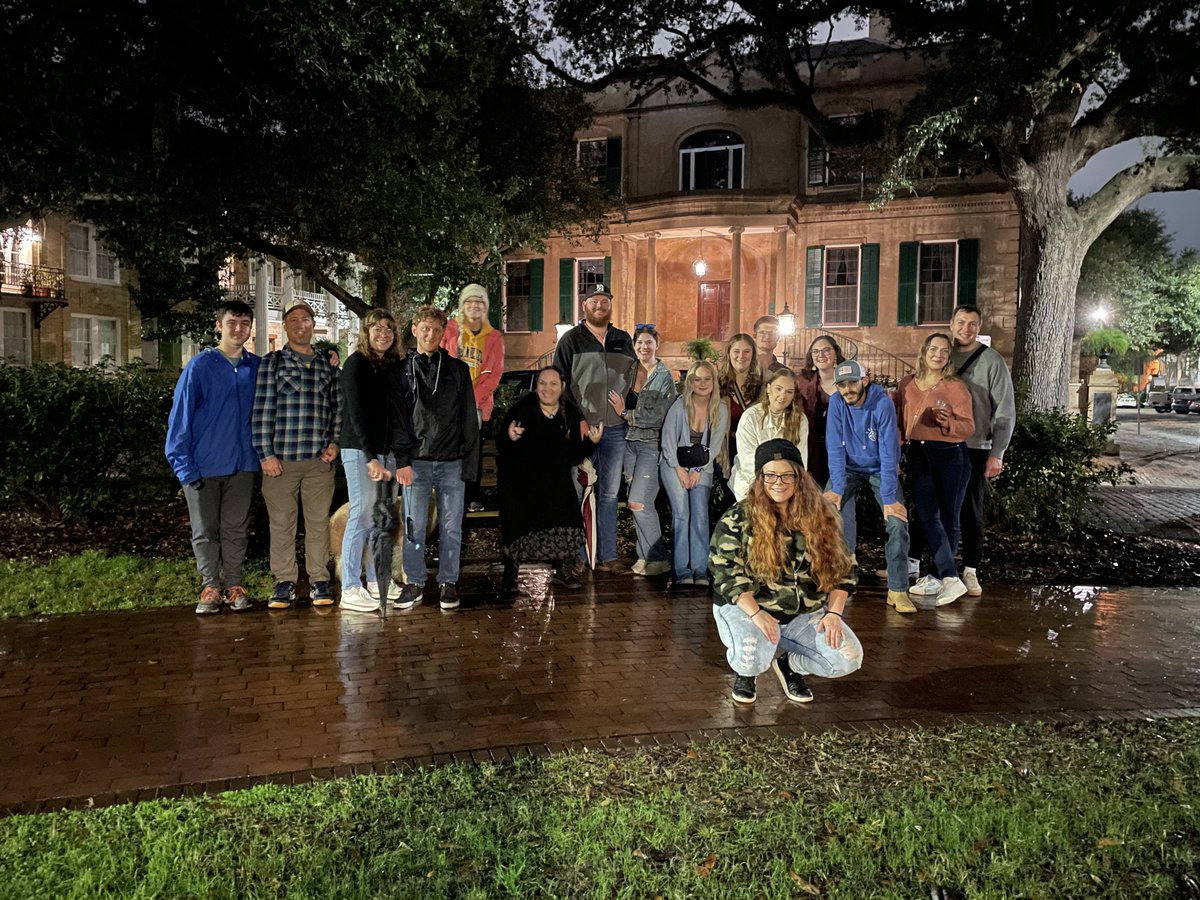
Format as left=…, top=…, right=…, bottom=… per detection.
left=811, top=347, right=835, bottom=357
left=760, top=472, right=797, bottom=485
left=369, top=324, right=396, bottom=333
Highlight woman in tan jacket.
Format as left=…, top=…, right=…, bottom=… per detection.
left=893, top=332, right=975, bottom=607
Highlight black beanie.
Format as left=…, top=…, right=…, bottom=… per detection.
left=754, top=438, right=803, bottom=473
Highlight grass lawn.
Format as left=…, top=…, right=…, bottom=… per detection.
left=1, top=720, right=1197, bottom=899
left=0, top=551, right=275, bottom=618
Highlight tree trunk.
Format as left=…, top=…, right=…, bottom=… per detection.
left=1010, top=168, right=1087, bottom=410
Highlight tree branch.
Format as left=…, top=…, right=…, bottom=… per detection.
left=1078, top=154, right=1200, bottom=247
left=237, top=234, right=371, bottom=318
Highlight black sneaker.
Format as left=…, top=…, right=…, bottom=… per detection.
left=772, top=655, right=814, bottom=703
left=467, top=500, right=485, bottom=513
left=268, top=581, right=296, bottom=610
left=552, top=565, right=582, bottom=590
left=311, top=581, right=335, bottom=607
left=732, top=675, right=757, bottom=705
left=396, top=583, right=423, bottom=610
left=439, top=583, right=459, bottom=609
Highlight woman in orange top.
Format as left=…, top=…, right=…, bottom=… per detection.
left=893, top=332, right=975, bottom=607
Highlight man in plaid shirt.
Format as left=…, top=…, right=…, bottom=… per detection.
left=252, top=301, right=342, bottom=609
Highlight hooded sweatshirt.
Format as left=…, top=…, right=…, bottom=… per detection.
left=826, top=382, right=902, bottom=504
left=441, top=318, right=504, bottom=421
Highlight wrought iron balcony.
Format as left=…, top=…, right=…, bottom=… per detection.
left=0, top=262, right=66, bottom=299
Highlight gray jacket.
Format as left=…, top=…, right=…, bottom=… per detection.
left=626, top=361, right=678, bottom=443
left=952, top=344, right=1016, bottom=457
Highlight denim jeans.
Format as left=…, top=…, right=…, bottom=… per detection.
left=624, top=439, right=668, bottom=563
left=713, top=604, right=864, bottom=678
left=908, top=441, right=971, bottom=579
left=591, top=420, right=627, bottom=563
left=838, top=469, right=910, bottom=591
left=402, top=459, right=466, bottom=585
left=341, top=449, right=395, bottom=587
left=659, top=464, right=712, bottom=580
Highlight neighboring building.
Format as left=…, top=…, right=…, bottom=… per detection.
left=500, top=28, right=1020, bottom=377
left=0, top=215, right=144, bottom=367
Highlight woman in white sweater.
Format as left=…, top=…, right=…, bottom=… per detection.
left=730, top=367, right=809, bottom=500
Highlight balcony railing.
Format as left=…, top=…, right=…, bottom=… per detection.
left=779, top=327, right=915, bottom=387
left=224, top=285, right=331, bottom=326
left=0, top=262, right=66, bottom=298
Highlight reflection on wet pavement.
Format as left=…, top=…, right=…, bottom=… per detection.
left=2, top=574, right=1198, bottom=812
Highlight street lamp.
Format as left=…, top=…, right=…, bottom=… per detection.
left=777, top=301, right=796, bottom=366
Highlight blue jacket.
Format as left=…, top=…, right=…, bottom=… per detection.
left=826, top=382, right=902, bottom=504
left=165, top=348, right=261, bottom=484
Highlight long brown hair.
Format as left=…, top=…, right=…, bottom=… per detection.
left=718, top=332, right=763, bottom=404
left=755, top=368, right=806, bottom=445
left=802, top=335, right=846, bottom=375
left=915, top=332, right=960, bottom=382
left=745, top=461, right=853, bottom=593
left=356, top=308, right=404, bottom=364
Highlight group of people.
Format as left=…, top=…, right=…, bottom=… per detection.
left=164, top=282, right=1014, bottom=706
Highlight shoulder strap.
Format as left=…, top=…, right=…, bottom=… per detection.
left=956, top=345, right=987, bottom=378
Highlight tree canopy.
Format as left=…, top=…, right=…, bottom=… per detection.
left=515, top=0, right=1200, bottom=409
left=1, top=0, right=610, bottom=338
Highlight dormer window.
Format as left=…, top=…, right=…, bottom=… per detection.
left=679, top=130, right=744, bottom=191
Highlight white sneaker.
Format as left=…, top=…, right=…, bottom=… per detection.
left=340, top=585, right=380, bottom=613
left=935, top=576, right=968, bottom=607
left=962, top=568, right=982, bottom=596
left=641, top=560, right=671, bottom=577
left=631, top=559, right=646, bottom=575
left=909, top=574, right=942, bottom=597
left=876, top=558, right=920, bottom=580
left=367, top=580, right=401, bottom=601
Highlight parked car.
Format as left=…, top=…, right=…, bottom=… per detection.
left=1148, top=385, right=1174, bottom=412
left=1190, top=398, right=1200, bottom=415
left=1172, top=387, right=1200, bottom=413
left=1116, top=393, right=1138, bottom=408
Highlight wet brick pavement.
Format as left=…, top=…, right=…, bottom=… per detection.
left=3, top=569, right=1199, bottom=814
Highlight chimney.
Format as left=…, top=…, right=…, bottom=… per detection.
left=868, top=14, right=896, bottom=44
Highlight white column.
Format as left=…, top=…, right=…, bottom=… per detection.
left=774, top=225, right=788, bottom=316
left=254, top=262, right=269, bottom=355
left=281, top=262, right=294, bottom=311
left=729, top=226, right=744, bottom=337
left=646, top=231, right=658, bottom=326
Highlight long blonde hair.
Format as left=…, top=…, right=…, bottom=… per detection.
left=916, top=332, right=960, bottom=382
left=755, top=367, right=806, bottom=445
left=682, top=360, right=723, bottom=435
left=745, top=461, right=853, bottom=593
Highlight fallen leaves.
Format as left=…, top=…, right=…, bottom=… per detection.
left=695, top=854, right=716, bottom=878
left=788, top=870, right=821, bottom=894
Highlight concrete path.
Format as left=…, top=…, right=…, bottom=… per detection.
left=3, top=570, right=1198, bottom=815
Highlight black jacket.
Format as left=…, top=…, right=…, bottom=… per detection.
left=551, top=322, right=636, bottom=428
left=338, top=351, right=396, bottom=456
left=387, top=348, right=480, bottom=475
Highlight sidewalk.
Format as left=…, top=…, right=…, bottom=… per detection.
left=1091, top=414, right=1200, bottom=541
left=4, top=572, right=1199, bottom=815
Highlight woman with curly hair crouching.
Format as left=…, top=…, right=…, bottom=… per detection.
left=709, top=439, right=863, bottom=705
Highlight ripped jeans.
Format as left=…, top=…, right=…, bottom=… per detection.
left=712, top=603, right=864, bottom=678
left=623, top=438, right=669, bottom=563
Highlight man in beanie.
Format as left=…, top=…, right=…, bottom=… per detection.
left=824, top=360, right=915, bottom=614
left=442, top=283, right=505, bottom=513
left=710, top=438, right=862, bottom=705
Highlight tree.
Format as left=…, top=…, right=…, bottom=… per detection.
left=0, top=0, right=609, bottom=339
left=515, top=0, right=1200, bottom=409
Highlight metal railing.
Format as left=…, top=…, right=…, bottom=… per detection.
left=0, top=262, right=66, bottom=298
left=779, top=327, right=914, bottom=386
left=224, top=285, right=331, bottom=326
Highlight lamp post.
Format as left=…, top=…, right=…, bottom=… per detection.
left=777, top=301, right=796, bottom=367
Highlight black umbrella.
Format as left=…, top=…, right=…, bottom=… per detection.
left=368, top=476, right=399, bottom=618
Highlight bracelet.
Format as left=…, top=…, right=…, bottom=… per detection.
left=824, top=610, right=844, bottom=620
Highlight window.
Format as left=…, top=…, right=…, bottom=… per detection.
left=72, top=314, right=121, bottom=367
left=577, top=139, right=608, bottom=186
left=918, top=242, right=957, bottom=324
left=577, top=258, right=606, bottom=303
left=0, top=308, right=30, bottom=365
left=823, top=246, right=861, bottom=325
left=808, top=116, right=864, bottom=188
left=679, top=130, right=744, bottom=191
left=505, top=261, right=532, bottom=332
left=68, top=224, right=119, bottom=282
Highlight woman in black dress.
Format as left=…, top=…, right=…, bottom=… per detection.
left=497, top=366, right=602, bottom=589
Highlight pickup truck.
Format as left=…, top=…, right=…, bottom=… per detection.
left=1173, top=387, right=1200, bottom=413
left=1148, top=385, right=1174, bottom=412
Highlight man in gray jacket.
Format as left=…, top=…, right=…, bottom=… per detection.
left=947, top=304, right=1016, bottom=597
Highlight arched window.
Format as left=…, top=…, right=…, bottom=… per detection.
left=679, top=130, right=744, bottom=191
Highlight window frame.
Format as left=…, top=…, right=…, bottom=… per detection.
left=503, top=260, right=533, bottom=333
left=0, top=306, right=31, bottom=365
left=679, top=131, right=745, bottom=191
left=68, top=223, right=120, bottom=284
left=916, top=240, right=959, bottom=325
left=575, top=257, right=606, bottom=319
left=71, top=313, right=122, bottom=367
left=807, top=115, right=864, bottom=188
left=576, top=139, right=608, bottom=187
left=821, top=244, right=862, bottom=327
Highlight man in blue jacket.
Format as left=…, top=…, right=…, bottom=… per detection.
left=824, top=360, right=915, bottom=614
left=165, top=300, right=261, bottom=615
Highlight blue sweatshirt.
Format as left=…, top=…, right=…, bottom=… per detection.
left=165, top=348, right=261, bottom=485
left=826, top=382, right=902, bottom=504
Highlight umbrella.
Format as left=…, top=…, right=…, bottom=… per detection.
left=577, top=458, right=597, bottom=569
left=369, top=477, right=398, bottom=618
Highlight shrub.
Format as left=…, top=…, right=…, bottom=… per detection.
left=987, top=399, right=1131, bottom=536
left=0, top=361, right=179, bottom=520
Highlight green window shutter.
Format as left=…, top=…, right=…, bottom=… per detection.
left=605, top=137, right=622, bottom=195
left=804, top=245, right=824, bottom=326
left=528, top=259, right=544, bottom=332
left=603, top=255, right=612, bottom=290
left=858, top=243, right=880, bottom=327
left=488, top=285, right=501, bottom=329
left=559, top=257, right=575, bottom=324
left=897, top=241, right=919, bottom=326
left=957, top=238, right=979, bottom=307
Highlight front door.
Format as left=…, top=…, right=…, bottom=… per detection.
left=697, top=281, right=731, bottom=342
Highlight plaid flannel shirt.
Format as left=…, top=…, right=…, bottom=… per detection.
left=252, top=346, right=342, bottom=462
